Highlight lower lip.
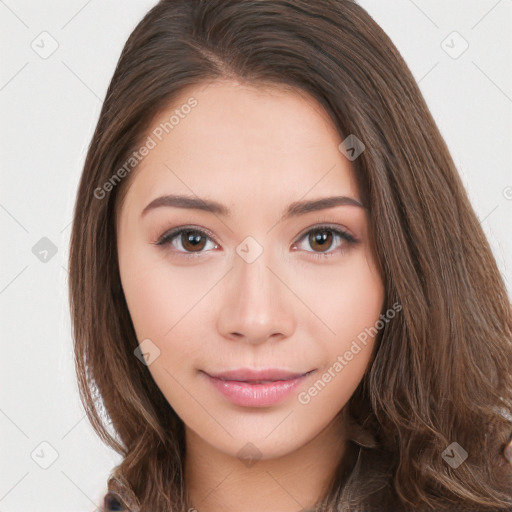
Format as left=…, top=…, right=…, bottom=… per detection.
left=204, top=371, right=314, bottom=407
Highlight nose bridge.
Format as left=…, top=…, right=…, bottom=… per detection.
left=217, top=237, right=295, bottom=343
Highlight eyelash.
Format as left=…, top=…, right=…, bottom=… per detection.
left=153, top=222, right=357, bottom=260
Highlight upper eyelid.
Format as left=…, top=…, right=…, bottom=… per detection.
left=294, top=223, right=354, bottom=242
left=155, top=224, right=217, bottom=245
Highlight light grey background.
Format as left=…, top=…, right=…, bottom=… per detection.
left=1, top=1, right=511, bottom=511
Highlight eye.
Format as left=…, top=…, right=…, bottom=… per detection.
left=154, top=223, right=358, bottom=260
left=154, top=226, right=218, bottom=258
left=292, top=224, right=357, bottom=259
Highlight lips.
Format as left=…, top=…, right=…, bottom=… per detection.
left=202, top=368, right=317, bottom=407
left=205, top=368, right=314, bottom=383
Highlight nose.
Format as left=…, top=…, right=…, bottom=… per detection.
left=216, top=247, right=296, bottom=345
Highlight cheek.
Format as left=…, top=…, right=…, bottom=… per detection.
left=296, top=255, right=384, bottom=412
left=118, top=249, right=218, bottom=391
left=119, top=250, right=209, bottom=340
left=296, top=250, right=384, bottom=345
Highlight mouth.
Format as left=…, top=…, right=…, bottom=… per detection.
left=201, top=368, right=317, bottom=407
left=205, top=367, right=316, bottom=383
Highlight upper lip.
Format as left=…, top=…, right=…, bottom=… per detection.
left=205, top=368, right=314, bottom=382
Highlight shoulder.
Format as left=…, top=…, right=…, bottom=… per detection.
left=97, top=490, right=134, bottom=512
left=97, top=474, right=141, bottom=512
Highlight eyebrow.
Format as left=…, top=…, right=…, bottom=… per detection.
left=141, top=194, right=366, bottom=219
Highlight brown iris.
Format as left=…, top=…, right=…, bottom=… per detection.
left=181, top=230, right=207, bottom=252
left=308, top=229, right=333, bottom=252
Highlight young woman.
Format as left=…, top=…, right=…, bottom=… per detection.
left=68, top=1, right=512, bottom=511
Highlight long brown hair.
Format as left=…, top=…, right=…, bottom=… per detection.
left=68, top=1, right=512, bottom=510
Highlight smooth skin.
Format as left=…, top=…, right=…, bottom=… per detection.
left=116, top=80, right=386, bottom=512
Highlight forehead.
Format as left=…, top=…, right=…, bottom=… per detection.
left=119, top=80, right=360, bottom=213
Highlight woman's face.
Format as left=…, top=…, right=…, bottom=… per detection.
left=116, top=80, right=385, bottom=460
